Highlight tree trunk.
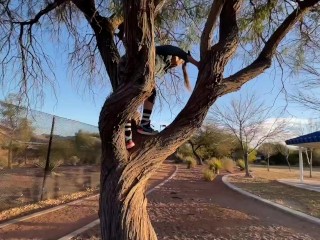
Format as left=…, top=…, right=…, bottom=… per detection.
left=267, top=154, right=270, bottom=172
left=309, top=158, right=312, bottom=178
left=99, top=165, right=157, bottom=240
left=25, top=146, right=28, bottom=165
left=8, top=140, right=12, bottom=169
left=189, top=142, right=203, bottom=165
left=285, top=155, right=291, bottom=172
left=244, top=152, right=250, bottom=177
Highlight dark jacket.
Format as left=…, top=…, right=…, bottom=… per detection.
left=155, top=45, right=189, bottom=74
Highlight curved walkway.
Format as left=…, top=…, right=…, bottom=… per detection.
left=147, top=167, right=320, bottom=240
left=278, top=179, right=320, bottom=193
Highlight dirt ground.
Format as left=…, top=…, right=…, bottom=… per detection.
left=74, top=164, right=320, bottom=240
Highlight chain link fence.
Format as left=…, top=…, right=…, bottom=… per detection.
left=0, top=101, right=101, bottom=211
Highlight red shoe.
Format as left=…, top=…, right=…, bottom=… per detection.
left=126, top=139, right=135, bottom=149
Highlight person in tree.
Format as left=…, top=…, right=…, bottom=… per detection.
left=125, top=45, right=200, bottom=149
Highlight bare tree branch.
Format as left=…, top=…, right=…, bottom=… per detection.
left=13, top=0, right=69, bottom=26
left=72, top=0, right=120, bottom=90
left=200, top=0, right=225, bottom=60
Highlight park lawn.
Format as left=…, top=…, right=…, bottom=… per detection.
left=228, top=166, right=320, bottom=218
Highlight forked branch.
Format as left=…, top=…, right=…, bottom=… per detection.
left=72, top=0, right=121, bottom=90
left=200, top=0, right=225, bottom=60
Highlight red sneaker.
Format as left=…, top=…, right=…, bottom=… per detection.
left=126, top=139, right=135, bottom=149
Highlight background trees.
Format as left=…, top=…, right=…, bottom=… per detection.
left=0, top=95, right=35, bottom=168
left=211, top=94, right=285, bottom=176
left=187, top=124, right=237, bottom=164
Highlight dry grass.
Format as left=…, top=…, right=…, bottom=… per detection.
left=0, top=187, right=98, bottom=222
left=228, top=165, right=320, bottom=218
left=250, top=165, right=320, bottom=181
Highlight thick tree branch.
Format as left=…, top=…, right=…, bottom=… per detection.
left=222, top=0, right=320, bottom=95
left=215, top=0, right=241, bottom=63
left=200, top=0, right=225, bottom=60
left=72, top=0, right=120, bottom=90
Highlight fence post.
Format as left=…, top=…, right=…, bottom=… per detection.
left=40, top=116, right=55, bottom=200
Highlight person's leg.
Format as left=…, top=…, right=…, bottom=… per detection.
left=125, top=121, right=135, bottom=149
left=137, top=89, right=158, bottom=135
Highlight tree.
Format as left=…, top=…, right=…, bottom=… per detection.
left=258, top=142, right=277, bottom=171
left=1, top=0, right=319, bottom=239
left=74, top=130, right=101, bottom=164
left=275, top=143, right=292, bottom=171
left=0, top=94, right=29, bottom=168
left=188, top=124, right=235, bottom=164
left=211, top=94, right=285, bottom=177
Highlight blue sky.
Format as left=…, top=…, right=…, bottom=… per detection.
left=0, top=34, right=318, bottom=133
left=1, top=49, right=317, bottom=131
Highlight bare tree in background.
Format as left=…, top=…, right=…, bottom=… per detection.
left=275, top=143, right=292, bottom=171
left=211, top=94, right=285, bottom=177
left=258, top=142, right=278, bottom=171
left=1, top=0, right=319, bottom=239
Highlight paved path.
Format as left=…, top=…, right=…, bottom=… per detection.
left=0, top=163, right=176, bottom=240
left=278, top=179, right=320, bottom=193
left=148, top=167, right=320, bottom=240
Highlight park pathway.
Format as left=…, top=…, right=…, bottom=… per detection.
left=147, top=166, right=320, bottom=240
left=0, top=163, right=176, bottom=240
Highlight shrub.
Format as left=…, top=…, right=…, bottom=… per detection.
left=207, top=158, right=223, bottom=174
left=221, top=157, right=235, bottom=173
left=174, top=152, right=185, bottom=164
left=185, top=156, right=196, bottom=169
left=66, top=156, right=80, bottom=166
left=0, top=156, right=7, bottom=169
left=213, top=159, right=223, bottom=174
left=203, top=169, right=216, bottom=181
left=236, top=159, right=245, bottom=171
left=207, top=157, right=218, bottom=170
left=35, top=159, right=63, bottom=172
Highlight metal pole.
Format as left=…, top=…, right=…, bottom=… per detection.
left=41, top=116, right=55, bottom=200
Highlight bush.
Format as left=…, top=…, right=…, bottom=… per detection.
left=185, top=156, right=196, bottom=169
left=236, top=159, right=245, bottom=171
left=203, top=169, right=216, bottom=181
left=207, top=157, right=218, bottom=170
left=207, top=158, right=223, bottom=174
left=0, top=156, right=7, bottom=169
left=35, top=158, right=63, bottom=172
left=221, top=157, right=235, bottom=173
left=66, top=155, right=80, bottom=166
left=174, top=152, right=185, bottom=164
